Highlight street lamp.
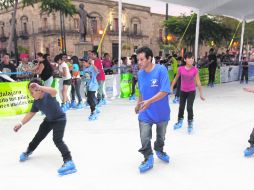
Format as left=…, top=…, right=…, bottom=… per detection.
left=99, top=29, right=103, bottom=58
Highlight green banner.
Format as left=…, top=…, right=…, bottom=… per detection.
left=168, top=70, right=175, bottom=83
left=0, top=81, right=33, bottom=116
left=199, top=68, right=221, bottom=86
left=120, top=73, right=132, bottom=98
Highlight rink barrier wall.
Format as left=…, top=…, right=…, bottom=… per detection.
left=0, top=64, right=248, bottom=116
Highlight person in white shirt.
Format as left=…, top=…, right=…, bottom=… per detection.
left=54, top=54, right=72, bottom=112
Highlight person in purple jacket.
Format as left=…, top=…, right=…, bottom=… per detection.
left=171, top=52, right=205, bottom=134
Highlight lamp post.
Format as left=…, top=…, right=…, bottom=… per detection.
left=99, top=29, right=103, bottom=58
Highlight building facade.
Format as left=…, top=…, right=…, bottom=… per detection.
left=0, top=0, right=165, bottom=59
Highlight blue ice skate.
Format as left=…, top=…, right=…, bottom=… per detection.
left=58, top=160, right=77, bottom=176
left=139, top=155, right=154, bottom=173
left=19, top=151, right=32, bottom=162
left=61, top=104, right=67, bottom=113
left=70, top=101, right=77, bottom=109
left=95, top=107, right=101, bottom=114
left=66, top=102, right=71, bottom=110
left=101, top=99, right=107, bottom=105
left=76, top=103, right=84, bottom=109
left=97, top=100, right=103, bottom=107
left=156, top=151, right=170, bottom=163
left=129, top=95, right=136, bottom=101
left=173, top=97, right=179, bottom=104
left=88, top=112, right=98, bottom=121
left=244, top=146, right=254, bottom=157
left=85, top=102, right=89, bottom=107
left=173, top=119, right=183, bottom=130
left=188, top=120, right=193, bottom=134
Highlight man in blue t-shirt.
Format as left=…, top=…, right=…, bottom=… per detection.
left=135, top=47, right=171, bottom=173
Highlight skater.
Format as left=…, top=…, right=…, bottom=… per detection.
left=207, top=48, right=217, bottom=87
left=240, top=57, right=248, bottom=84
left=13, top=79, right=76, bottom=176
left=243, top=86, right=254, bottom=157
left=135, top=47, right=171, bottom=173
left=88, top=50, right=106, bottom=106
left=171, top=52, right=205, bottom=134
left=81, top=56, right=100, bottom=121
left=70, top=56, right=83, bottom=109
left=129, top=54, right=139, bottom=101
left=54, top=54, right=72, bottom=112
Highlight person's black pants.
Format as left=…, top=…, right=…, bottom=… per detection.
left=71, top=78, right=82, bottom=103
left=178, top=91, right=196, bottom=121
left=208, top=66, right=216, bottom=84
left=27, top=119, right=72, bottom=162
left=241, top=69, right=248, bottom=83
left=131, top=77, right=137, bottom=96
left=87, top=91, right=97, bottom=113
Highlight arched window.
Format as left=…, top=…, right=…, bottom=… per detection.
left=20, top=15, right=28, bottom=33
left=130, top=17, right=141, bottom=35
left=89, top=12, right=103, bottom=35
left=73, top=18, right=79, bottom=30
left=0, top=21, right=5, bottom=36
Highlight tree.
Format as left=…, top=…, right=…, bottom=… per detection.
left=164, top=14, right=233, bottom=51
left=0, top=0, right=76, bottom=55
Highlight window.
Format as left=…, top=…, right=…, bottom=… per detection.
left=113, top=18, right=118, bottom=32
left=43, top=18, right=48, bottom=28
left=0, top=22, right=4, bottom=36
left=133, top=24, right=138, bottom=35
left=46, top=47, right=50, bottom=55
left=131, top=17, right=141, bottom=35
left=23, top=23, right=27, bottom=33
left=91, top=19, right=97, bottom=34
left=134, top=46, right=138, bottom=53
left=74, top=18, right=79, bottom=30
left=20, top=15, right=28, bottom=32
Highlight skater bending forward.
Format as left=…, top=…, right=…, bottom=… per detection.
left=135, top=47, right=171, bottom=173
left=13, top=78, right=77, bottom=176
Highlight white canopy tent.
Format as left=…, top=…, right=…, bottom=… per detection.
left=158, top=0, right=254, bottom=62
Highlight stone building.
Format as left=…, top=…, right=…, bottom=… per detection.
left=0, top=0, right=165, bottom=59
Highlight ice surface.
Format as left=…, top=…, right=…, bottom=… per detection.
left=1, top=81, right=254, bottom=190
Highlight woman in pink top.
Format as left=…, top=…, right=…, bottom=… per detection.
left=171, top=52, right=205, bottom=134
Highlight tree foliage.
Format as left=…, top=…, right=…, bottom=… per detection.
left=164, top=14, right=233, bottom=49
left=0, top=0, right=76, bottom=15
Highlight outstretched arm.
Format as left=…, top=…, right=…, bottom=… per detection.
left=170, top=73, right=180, bottom=93
left=244, top=87, right=254, bottom=93
left=14, top=112, right=36, bottom=132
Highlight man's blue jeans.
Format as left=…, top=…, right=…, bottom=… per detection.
left=138, top=121, right=168, bottom=159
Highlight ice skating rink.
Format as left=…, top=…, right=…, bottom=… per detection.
left=1, top=81, right=254, bottom=190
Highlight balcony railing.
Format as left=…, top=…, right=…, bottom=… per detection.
left=0, top=34, right=8, bottom=42
left=19, top=30, right=29, bottom=40
left=107, top=30, right=146, bottom=38
left=38, top=26, right=79, bottom=35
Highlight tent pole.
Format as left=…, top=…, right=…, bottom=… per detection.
left=118, top=0, right=122, bottom=74
left=239, top=19, right=245, bottom=62
left=194, top=10, right=200, bottom=62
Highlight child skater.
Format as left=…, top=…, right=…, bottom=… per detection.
left=243, top=86, right=254, bottom=156
left=13, top=79, right=76, bottom=176
left=171, top=52, right=205, bottom=134
left=81, top=56, right=100, bottom=121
